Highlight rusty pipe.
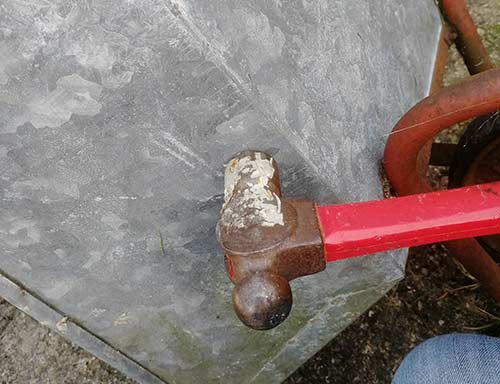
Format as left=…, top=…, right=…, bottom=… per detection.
left=439, top=0, right=493, bottom=75
left=384, top=69, right=500, bottom=195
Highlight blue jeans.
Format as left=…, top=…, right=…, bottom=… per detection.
left=393, top=333, right=500, bottom=384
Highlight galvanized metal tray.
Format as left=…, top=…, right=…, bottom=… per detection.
left=0, top=1, right=440, bottom=382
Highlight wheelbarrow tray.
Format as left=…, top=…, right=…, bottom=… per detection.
left=0, top=1, right=441, bottom=383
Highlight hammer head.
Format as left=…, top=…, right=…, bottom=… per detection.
left=217, top=151, right=325, bottom=330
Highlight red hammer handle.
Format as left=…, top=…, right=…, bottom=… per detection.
left=317, top=181, right=500, bottom=262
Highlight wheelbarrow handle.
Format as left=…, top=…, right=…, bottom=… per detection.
left=317, top=180, right=500, bottom=262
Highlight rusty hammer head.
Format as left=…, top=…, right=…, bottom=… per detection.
left=217, top=151, right=325, bottom=330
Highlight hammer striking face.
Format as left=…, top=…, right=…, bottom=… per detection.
left=217, top=150, right=500, bottom=330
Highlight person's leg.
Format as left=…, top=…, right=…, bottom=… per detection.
left=392, top=333, right=500, bottom=384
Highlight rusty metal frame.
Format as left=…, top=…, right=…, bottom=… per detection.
left=430, top=23, right=455, bottom=94
left=419, top=24, right=456, bottom=175
left=384, top=69, right=500, bottom=300
left=439, top=0, right=493, bottom=75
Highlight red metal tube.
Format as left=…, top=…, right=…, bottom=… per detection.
left=317, top=181, right=500, bottom=262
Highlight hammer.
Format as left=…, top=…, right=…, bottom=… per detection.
left=217, top=150, right=500, bottom=330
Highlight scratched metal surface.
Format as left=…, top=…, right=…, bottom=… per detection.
left=0, top=1, right=441, bottom=383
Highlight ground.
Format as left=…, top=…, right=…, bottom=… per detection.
left=1, top=0, right=499, bottom=383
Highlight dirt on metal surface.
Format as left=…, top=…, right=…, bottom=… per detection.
left=0, top=0, right=499, bottom=383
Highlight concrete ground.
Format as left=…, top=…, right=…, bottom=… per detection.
left=1, top=0, right=499, bottom=383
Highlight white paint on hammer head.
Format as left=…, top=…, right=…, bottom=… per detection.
left=222, top=152, right=284, bottom=228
